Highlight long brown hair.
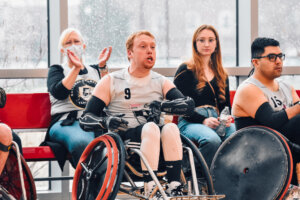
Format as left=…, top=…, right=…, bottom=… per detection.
left=186, top=24, right=227, bottom=102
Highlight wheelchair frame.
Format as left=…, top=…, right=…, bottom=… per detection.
left=0, top=141, right=36, bottom=200
left=72, top=132, right=225, bottom=200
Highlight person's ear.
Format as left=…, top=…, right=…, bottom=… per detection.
left=127, top=49, right=133, bottom=59
left=251, top=58, right=259, bottom=67
left=60, top=48, right=65, bottom=54
left=83, top=44, right=86, bottom=50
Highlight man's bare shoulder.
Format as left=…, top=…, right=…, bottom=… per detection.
left=233, top=82, right=267, bottom=118
left=235, top=82, right=262, bottom=98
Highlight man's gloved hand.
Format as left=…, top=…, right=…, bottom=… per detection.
left=79, top=113, right=106, bottom=132
left=79, top=113, right=129, bottom=133
left=147, top=101, right=162, bottom=123
left=106, top=114, right=129, bottom=132
left=0, top=87, right=6, bottom=108
left=161, top=97, right=195, bottom=116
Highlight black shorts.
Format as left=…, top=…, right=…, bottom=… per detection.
left=118, top=124, right=163, bottom=143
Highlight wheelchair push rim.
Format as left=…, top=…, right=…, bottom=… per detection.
left=72, top=133, right=125, bottom=200
left=181, top=134, right=215, bottom=195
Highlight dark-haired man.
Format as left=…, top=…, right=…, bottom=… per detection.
left=232, top=37, right=300, bottom=184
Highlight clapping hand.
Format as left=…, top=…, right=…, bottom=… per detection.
left=67, top=50, right=83, bottom=69
left=98, top=47, right=112, bottom=68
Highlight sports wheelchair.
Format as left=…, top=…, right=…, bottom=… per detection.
left=71, top=98, right=225, bottom=200
left=0, top=141, right=36, bottom=200
left=210, top=126, right=300, bottom=200
left=0, top=87, right=36, bottom=200
left=72, top=132, right=226, bottom=200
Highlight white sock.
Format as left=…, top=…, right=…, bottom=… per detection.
left=167, top=181, right=181, bottom=192
left=145, top=180, right=156, bottom=196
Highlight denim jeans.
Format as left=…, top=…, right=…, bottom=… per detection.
left=178, top=107, right=235, bottom=167
left=49, top=120, right=95, bottom=168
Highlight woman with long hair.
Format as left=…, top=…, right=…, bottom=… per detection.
left=174, top=24, right=235, bottom=166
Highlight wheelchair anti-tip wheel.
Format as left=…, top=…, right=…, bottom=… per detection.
left=210, top=126, right=293, bottom=200
left=181, top=134, right=215, bottom=195
left=72, top=133, right=125, bottom=200
left=0, top=145, right=36, bottom=200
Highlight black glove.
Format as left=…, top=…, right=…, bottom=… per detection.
left=79, top=113, right=129, bottom=133
left=79, top=113, right=106, bottom=132
left=105, top=114, right=129, bottom=132
left=161, top=97, right=195, bottom=116
left=148, top=101, right=162, bottom=123
left=0, top=87, right=6, bottom=108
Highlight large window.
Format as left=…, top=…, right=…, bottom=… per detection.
left=0, top=0, right=48, bottom=92
left=0, top=1, right=48, bottom=69
left=68, top=0, right=236, bottom=68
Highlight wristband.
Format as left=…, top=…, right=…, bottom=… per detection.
left=99, top=64, right=108, bottom=73
left=0, top=142, right=11, bottom=152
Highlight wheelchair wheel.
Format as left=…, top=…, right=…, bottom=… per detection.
left=210, top=126, right=293, bottom=200
left=0, top=146, right=37, bottom=200
left=105, top=133, right=126, bottom=200
left=72, top=133, right=125, bottom=200
left=181, top=134, right=215, bottom=195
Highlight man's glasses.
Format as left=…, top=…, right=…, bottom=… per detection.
left=254, top=53, right=285, bottom=62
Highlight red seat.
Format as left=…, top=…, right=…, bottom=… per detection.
left=23, top=146, right=56, bottom=161
left=0, top=93, right=51, bottom=129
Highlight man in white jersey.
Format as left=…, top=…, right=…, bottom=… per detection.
left=80, top=30, right=196, bottom=197
left=232, top=37, right=300, bottom=184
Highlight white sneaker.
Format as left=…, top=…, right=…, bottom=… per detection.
left=166, top=181, right=184, bottom=197
left=144, top=181, right=156, bottom=197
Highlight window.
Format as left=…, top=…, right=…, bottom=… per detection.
left=68, top=0, right=236, bottom=68
left=259, top=0, right=300, bottom=66
left=0, top=0, right=48, bottom=93
left=0, top=0, right=48, bottom=69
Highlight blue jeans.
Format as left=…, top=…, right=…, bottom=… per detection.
left=49, top=120, right=95, bottom=168
left=178, top=107, right=235, bottom=167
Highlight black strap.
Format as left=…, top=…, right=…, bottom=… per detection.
left=61, top=110, right=78, bottom=126
left=0, top=142, right=11, bottom=152
left=90, top=64, right=101, bottom=79
left=207, top=80, right=219, bottom=114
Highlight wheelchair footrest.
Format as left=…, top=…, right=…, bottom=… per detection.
left=169, top=194, right=225, bottom=200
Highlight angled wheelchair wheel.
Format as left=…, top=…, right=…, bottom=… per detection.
left=0, top=145, right=37, bottom=200
left=72, top=133, right=125, bottom=200
left=210, top=126, right=293, bottom=200
left=105, top=133, right=126, bottom=200
left=181, top=134, right=215, bottom=195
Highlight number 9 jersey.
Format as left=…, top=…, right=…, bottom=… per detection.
left=105, top=68, right=166, bottom=128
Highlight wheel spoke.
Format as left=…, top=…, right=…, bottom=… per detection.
left=80, top=162, right=90, bottom=173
